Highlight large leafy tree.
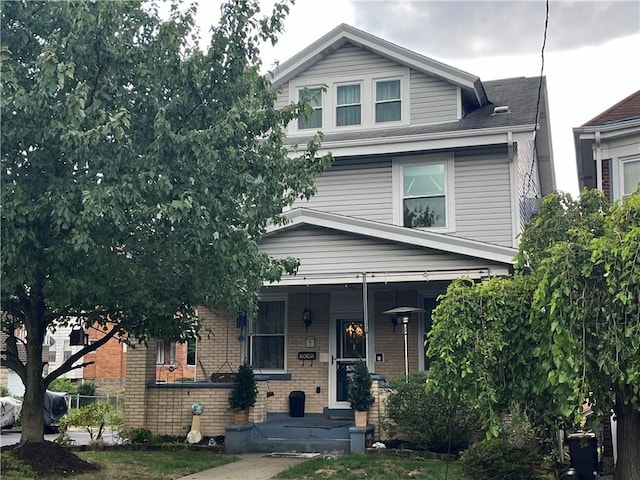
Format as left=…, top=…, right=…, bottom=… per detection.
left=428, top=190, right=640, bottom=479
left=1, top=0, right=330, bottom=444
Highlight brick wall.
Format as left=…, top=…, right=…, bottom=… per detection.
left=83, top=324, right=127, bottom=393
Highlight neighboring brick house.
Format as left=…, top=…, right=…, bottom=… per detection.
left=125, top=24, right=555, bottom=447
left=574, top=89, right=640, bottom=201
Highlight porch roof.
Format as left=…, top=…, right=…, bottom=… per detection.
left=262, top=209, right=517, bottom=286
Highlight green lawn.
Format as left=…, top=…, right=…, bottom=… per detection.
left=2, top=449, right=238, bottom=480
left=275, top=454, right=463, bottom=480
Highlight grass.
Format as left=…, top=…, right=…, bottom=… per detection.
left=3, top=450, right=238, bottom=480
left=275, top=454, right=463, bottom=480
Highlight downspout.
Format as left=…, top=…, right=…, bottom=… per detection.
left=595, top=131, right=602, bottom=190
left=507, top=132, right=519, bottom=248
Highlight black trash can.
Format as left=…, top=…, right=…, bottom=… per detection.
left=289, top=391, right=305, bottom=417
left=567, top=433, right=598, bottom=480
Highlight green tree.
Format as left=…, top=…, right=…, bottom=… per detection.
left=427, top=190, right=640, bottom=480
left=1, top=0, right=330, bottom=445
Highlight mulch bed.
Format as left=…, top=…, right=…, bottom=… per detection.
left=5, top=441, right=99, bottom=476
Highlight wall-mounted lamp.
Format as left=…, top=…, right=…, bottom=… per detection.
left=303, top=308, right=312, bottom=331
left=69, top=325, right=88, bottom=346
left=390, top=315, right=399, bottom=332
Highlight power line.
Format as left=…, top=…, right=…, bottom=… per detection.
left=524, top=0, right=549, bottom=200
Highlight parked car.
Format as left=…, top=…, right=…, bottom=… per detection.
left=44, top=391, right=69, bottom=433
left=0, top=397, right=22, bottom=428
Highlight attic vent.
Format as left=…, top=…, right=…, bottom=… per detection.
left=492, top=105, right=510, bottom=115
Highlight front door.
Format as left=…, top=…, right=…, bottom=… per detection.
left=330, top=319, right=366, bottom=408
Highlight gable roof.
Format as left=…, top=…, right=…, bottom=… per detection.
left=266, top=208, right=517, bottom=265
left=271, top=23, right=489, bottom=110
left=582, top=90, right=640, bottom=127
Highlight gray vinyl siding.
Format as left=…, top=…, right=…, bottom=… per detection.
left=261, top=226, right=503, bottom=276
left=298, top=43, right=402, bottom=80
left=409, top=69, right=458, bottom=124
left=292, top=158, right=393, bottom=223
left=453, top=152, right=513, bottom=246
left=274, top=83, right=289, bottom=109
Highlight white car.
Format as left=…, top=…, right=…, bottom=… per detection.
left=0, top=397, right=22, bottom=428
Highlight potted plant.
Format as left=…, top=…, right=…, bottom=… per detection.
left=348, top=360, right=375, bottom=427
left=228, top=361, right=258, bottom=424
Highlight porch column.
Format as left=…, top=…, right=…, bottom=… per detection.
left=124, top=340, right=157, bottom=430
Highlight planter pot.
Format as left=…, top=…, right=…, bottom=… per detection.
left=233, top=409, right=250, bottom=425
left=354, top=410, right=368, bottom=427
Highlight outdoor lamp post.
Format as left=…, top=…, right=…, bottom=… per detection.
left=383, top=306, right=425, bottom=382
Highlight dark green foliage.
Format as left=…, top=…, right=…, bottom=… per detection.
left=459, top=438, right=539, bottom=480
left=348, top=360, right=374, bottom=411
left=48, top=378, right=77, bottom=394
left=228, top=362, right=257, bottom=411
left=382, top=372, right=477, bottom=453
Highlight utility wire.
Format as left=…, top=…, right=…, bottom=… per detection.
left=524, top=0, right=549, bottom=200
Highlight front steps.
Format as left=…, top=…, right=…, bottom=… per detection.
left=225, top=411, right=372, bottom=454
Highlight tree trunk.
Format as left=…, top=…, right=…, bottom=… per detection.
left=20, top=314, right=46, bottom=444
left=615, top=401, right=640, bottom=480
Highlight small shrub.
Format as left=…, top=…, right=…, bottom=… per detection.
left=348, top=360, right=375, bottom=411
left=459, top=437, right=540, bottom=480
left=59, top=402, right=111, bottom=441
left=0, top=385, right=10, bottom=397
left=382, top=372, right=478, bottom=453
left=121, top=427, right=156, bottom=444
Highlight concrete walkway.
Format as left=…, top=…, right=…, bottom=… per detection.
left=177, top=453, right=310, bottom=480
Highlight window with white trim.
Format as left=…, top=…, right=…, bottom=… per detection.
left=250, top=299, right=286, bottom=371
left=297, top=87, right=322, bottom=130
left=393, top=154, right=455, bottom=230
left=336, top=83, right=361, bottom=126
left=156, top=340, right=165, bottom=364
left=622, top=158, right=640, bottom=199
left=375, top=79, right=401, bottom=123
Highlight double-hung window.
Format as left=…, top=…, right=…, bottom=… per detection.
left=250, top=299, right=286, bottom=371
left=403, top=163, right=446, bottom=228
left=622, top=158, right=640, bottom=199
left=298, top=87, right=322, bottom=129
left=393, top=154, right=454, bottom=230
left=336, top=84, right=361, bottom=126
left=375, top=79, right=401, bottom=122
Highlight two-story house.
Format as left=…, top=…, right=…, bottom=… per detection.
left=574, top=89, right=640, bottom=201
left=124, top=24, right=555, bottom=451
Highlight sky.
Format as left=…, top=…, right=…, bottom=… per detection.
left=194, top=0, right=640, bottom=197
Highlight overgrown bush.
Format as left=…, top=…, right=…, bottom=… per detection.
left=382, top=372, right=479, bottom=453
left=459, top=437, right=541, bottom=480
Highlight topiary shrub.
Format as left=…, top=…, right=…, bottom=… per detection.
left=382, top=372, right=478, bottom=453
left=348, top=360, right=375, bottom=411
left=459, top=437, right=540, bottom=480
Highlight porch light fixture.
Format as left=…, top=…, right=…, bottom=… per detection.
left=69, top=325, right=89, bottom=346
left=303, top=308, right=312, bottom=331
left=383, top=306, right=425, bottom=382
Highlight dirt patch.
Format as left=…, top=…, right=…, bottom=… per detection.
left=5, top=441, right=99, bottom=477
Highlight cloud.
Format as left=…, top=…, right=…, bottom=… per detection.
left=351, top=0, right=640, bottom=58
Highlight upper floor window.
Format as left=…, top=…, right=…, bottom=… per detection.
left=336, top=84, right=361, bottom=126
left=622, top=158, right=640, bottom=199
left=393, top=154, right=455, bottom=230
left=250, top=299, right=286, bottom=371
left=376, top=80, right=401, bottom=122
left=298, top=87, right=322, bottom=130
